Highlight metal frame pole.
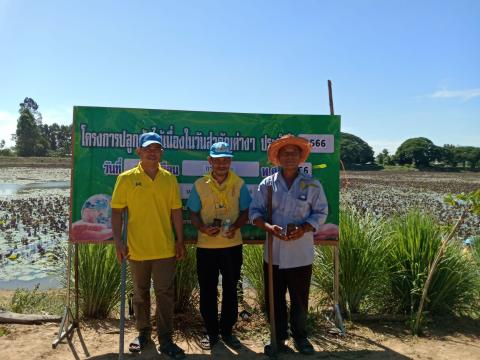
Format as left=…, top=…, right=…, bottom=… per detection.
left=74, top=243, right=79, bottom=322
left=328, top=79, right=345, bottom=334
left=118, top=211, right=128, bottom=360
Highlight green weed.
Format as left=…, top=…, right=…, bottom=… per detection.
left=312, top=207, right=389, bottom=317
left=386, top=210, right=479, bottom=317
left=9, top=284, right=64, bottom=315
left=78, top=243, right=128, bottom=318
left=174, top=245, right=198, bottom=313
left=242, top=245, right=265, bottom=312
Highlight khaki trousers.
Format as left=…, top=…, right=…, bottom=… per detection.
left=129, top=257, right=175, bottom=345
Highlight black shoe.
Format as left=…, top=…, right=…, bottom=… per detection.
left=221, top=334, right=242, bottom=350
left=159, top=341, right=186, bottom=359
left=199, top=334, right=219, bottom=350
left=293, top=337, right=314, bottom=355
left=264, top=341, right=292, bottom=357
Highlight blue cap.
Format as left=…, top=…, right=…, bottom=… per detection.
left=209, top=142, right=233, bottom=158
left=139, top=132, right=163, bottom=148
left=464, top=238, right=474, bottom=246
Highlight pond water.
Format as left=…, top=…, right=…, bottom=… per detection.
left=0, top=181, right=70, bottom=196
left=0, top=180, right=69, bottom=289
left=0, top=275, right=61, bottom=290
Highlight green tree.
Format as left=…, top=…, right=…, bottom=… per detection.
left=340, top=132, right=374, bottom=165
left=41, top=122, right=72, bottom=156
left=16, top=105, right=39, bottom=156
left=395, top=137, right=440, bottom=167
left=0, top=139, right=13, bottom=156
left=456, top=146, right=480, bottom=170
left=58, top=124, right=72, bottom=156
left=376, top=148, right=393, bottom=166
left=440, top=144, right=459, bottom=167
left=46, top=123, right=60, bottom=151
left=16, top=97, right=50, bottom=157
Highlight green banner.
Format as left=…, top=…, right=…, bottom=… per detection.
left=70, top=106, right=340, bottom=243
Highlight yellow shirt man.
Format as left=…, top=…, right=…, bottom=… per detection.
left=111, top=163, right=182, bottom=260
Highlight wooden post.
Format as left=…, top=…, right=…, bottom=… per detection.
left=267, top=185, right=277, bottom=355
left=328, top=80, right=335, bottom=116
left=328, top=79, right=345, bottom=334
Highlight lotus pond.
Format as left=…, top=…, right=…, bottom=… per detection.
left=0, top=168, right=478, bottom=289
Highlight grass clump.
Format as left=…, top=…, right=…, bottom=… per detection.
left=0, top=326, right=10, bottom=337
left=386, top=210, right=479, bottom=317
left=242, top=245, right=265, bottom=312
left=174, top=244, right=198, bottom=313
left=78, top=243, right=126, bottom=318
left=8, top=284, right=64, bottom=315
left=313, top=207, right=389, bottom=317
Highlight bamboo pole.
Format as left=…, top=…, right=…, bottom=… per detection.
left=267, top=185, right=277, bottom=355
left=328, top=80, right=345, bottom=334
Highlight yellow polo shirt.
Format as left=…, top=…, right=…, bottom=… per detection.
left=111, top=163, right=182, bottom=260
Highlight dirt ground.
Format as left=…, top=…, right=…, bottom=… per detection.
left=1, top=286, right=479, bottom=360
left=1, top=315, right=479, bottom=359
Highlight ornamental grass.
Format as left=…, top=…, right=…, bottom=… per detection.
left=242, top=244, right=265, bottom=312
left=78, top=243, right=125, bottom=318
left=174, top=244, right=198, bottom=313
left=312, top=207, right=389, bottom=317
left=385, top=210, right=479, bottom=317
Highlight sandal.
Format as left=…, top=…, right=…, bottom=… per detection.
left=160, top=341, right=186, bottom=360
left=128, top=333, right=150, bottom=353
left=199, top=334, right=218, bottom=350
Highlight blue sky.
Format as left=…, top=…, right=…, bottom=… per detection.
left=1, top=0, right=478, bottom=154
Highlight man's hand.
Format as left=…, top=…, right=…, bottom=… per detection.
left=115, top=241, right=129, bottom=263
left=201, top=225, right=221, bottom=237
left=175, top=241, right=186, bottom=260
left=287, top=223, right=314, bottom=241
left=265, top=223, right=287, bottom=240
left=224, top=225, right=237, bottom=239
left=287, top=225, right=305, bottom=241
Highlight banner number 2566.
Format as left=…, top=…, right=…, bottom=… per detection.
left=299, top=134, right=334, bottom=153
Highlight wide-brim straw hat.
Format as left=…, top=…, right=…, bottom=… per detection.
left=267, top=134, right=312, bottom=166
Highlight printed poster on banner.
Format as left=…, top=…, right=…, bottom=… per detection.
left=70, top=106, right=341, bottom=243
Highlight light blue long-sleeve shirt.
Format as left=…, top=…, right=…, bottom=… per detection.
left=249, top=171, right=328, bottom=269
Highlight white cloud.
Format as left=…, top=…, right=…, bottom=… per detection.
left=429, top=88, right=480, bottom=101
left=0, top=110, right=17, bottom=148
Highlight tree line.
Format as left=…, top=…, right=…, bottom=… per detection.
left=1, top=98, right=478, bottom=170
left=0, top=97, right=71, bottom=157
left=341, top=132, right=480, bottom=170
